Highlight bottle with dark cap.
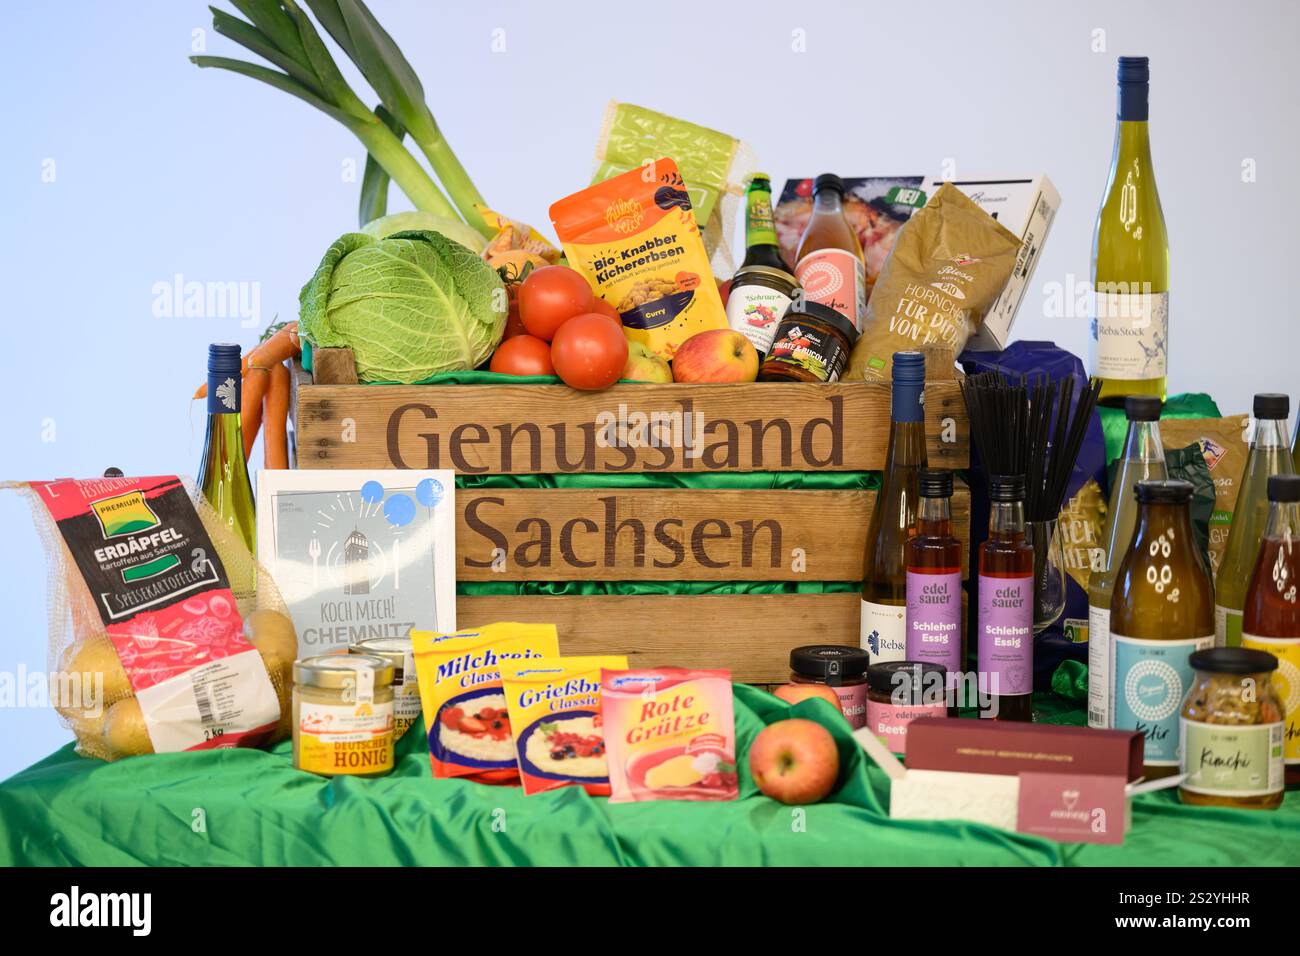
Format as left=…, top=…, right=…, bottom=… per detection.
left=1241, top=473, right=1300, bottom=785
left=197, top=343, right=257, bottom=589
left=1087, top=393, right=1168, bottom=728
left=792, top=173, right=867, bottom=332
left=739, top=174, right=793, bottom=273
left=860, top=351, right=928, bottom=663
left=905, top=469, right=963, bottom=685
left=1109, top=479, right=1215, bottom=778
left=1091, top=55, right=1169, bottom=406
left=1216, top=393, right=1296, bottom=646
left=978, top=475, right=1034, bottom=722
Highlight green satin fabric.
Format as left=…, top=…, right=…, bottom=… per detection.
left=1098, top=392, right=1220, bottom=465
left=3, top=685, right=1296, bottom=866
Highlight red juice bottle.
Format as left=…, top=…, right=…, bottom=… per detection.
left=978, top=474, right=1034, bottom=721
left=905, top=469, right=963, bottom=689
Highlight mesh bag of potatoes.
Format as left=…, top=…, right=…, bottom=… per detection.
left=6, top=475, right=297, bottom=761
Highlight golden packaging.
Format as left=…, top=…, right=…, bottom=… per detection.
left=293, top=654, right=396, bottom=778
left=350, top=636, right=420, bottom=742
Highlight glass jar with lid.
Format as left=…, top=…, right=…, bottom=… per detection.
left=350, top=636, right=420, bottom=742
left=790, top=645, right=870, bottom=728
left=293, top=654, right=396, bottom=778
left=866, top=661, right=948, bottom=755
left=1179, top=647, right=1284, bottom=810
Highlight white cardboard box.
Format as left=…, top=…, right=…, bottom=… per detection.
left=920, top=175, right=1061, bottom=351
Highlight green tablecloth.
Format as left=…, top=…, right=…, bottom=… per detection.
left=2, top=685, right=1297, bottom=867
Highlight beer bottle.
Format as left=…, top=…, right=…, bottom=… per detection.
left=740, top=174, right=793, bottom=273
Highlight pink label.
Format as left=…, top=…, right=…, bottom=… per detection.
left=829, top=683, right=868, bottom=729
left=794, top=248, right=866, bottom=330
left=906, top=570, right=962, bottom=676
left=867, top=696, right=947, bottom=755
left=978, top=574, right=1033, bottom=696
left=1016, top=772, right=1128, bottom=845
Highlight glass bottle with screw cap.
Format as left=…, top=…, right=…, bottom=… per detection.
left=906, top=469, right=963, bottom=685
left=740, top=174, right=793, bottom=273
left=197, top=343, right=257, bottom=598
left=1179, top=647, right=1284, bottom=810
left=979, top=474, right=1035, bottom=722
left=1216, top=393, right=1296, bottom=646
left=1109, top=479, right=1215, bottom=777
left=1088, top=394, right=1167, bottom=728
left=860, top=351, right=928, bottom=662
left=1240, top=474, right=1300, bottom=785
left=793, top=173, right=867, bottom=331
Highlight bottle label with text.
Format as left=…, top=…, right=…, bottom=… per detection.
left=1087, top=603, right=1111, bottom=728
left=1214, top=603, right=1243, bottom=647
left=861, top=599, right=906, bottom=663
left=1112, top=633, right=1214, bottom=765
left=978, top=574, right=1032, bottom=696
left=1091, top=290, right=1168, bottom=381
left=1241, top=632, right=1300, bottom=766
left=796, top=249, right=866, bottom=331
left=906, top=570, right=962, bottom=676
left=1179, top=718, right=1283, bottom=797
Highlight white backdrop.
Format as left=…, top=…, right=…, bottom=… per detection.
left=1, top=0, right=1297, bottom=777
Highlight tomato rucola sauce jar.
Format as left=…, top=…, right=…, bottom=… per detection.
left=866, top=661, right=948, bottom=755
left=790, top=645, right=871, bottom=728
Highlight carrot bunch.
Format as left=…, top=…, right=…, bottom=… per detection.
left=194, top=323, right=300, bottom=468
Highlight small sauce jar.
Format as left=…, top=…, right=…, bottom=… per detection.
left=1179, top=647, right=1284, bottom=810
left=867, top=661, right=948, bottom=755
left=293, top=654, right=395, bottom=778
left=726, top=265, right=799, bottom=356
left=350, top=636, right=420, bottom=742
left=758, top=300, right=859, bottom=383
left=790, top=645, right=870, bottom=728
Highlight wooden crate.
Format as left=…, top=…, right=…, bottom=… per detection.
left=290, top=362, right=970, bottom=683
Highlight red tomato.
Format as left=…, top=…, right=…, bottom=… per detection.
left=590, top=297, right=622, bottom=325
left=490, top=334, right=555, bottom=376
left=518, top=265, right=595, bottom=341
left=550, top=314, right=629, bottom=391
left=501, top=290, right=527, bottom=339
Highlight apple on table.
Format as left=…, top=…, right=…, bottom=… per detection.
left=671, top=329, right=759, bottom=384
left=748, top=718, right=840, bottom=805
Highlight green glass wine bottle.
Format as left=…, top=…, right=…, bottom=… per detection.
left=197, top=343, right=257, bottom=597
left=1091, top=56, right=1169, bottom=407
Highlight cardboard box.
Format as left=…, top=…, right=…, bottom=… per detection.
left=923, top=176, right=1061, bottom=351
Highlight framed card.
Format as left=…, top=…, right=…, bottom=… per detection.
left=257, top=470, right=455, bottom=657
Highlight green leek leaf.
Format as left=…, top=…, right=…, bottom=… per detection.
left=209, top=8, right=320, bottom=91
left=190, top=55, right=358, bottom=128
left=228, top=0, right=310, bottom=67
left=281, top=0, right=369, bottom=118
left=358, top=104, right=403, bottom=228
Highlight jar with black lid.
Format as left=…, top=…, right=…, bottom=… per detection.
left=758, top=300, right=859, bottom=383
left=790, top=645, right=871, bottom=728
left=866, top=660, right=949, bottom=755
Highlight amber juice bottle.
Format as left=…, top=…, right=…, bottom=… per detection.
left=978, top=475, right=1035, bottom=722
left=905, top=469, right=963, bottom=688
left=794, top=173, right=867, bottom=330
left=1109, top=480, right=1216, bottom=778
left=1241, top=474, right=1300, bottom=786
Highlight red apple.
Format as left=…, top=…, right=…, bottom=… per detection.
left=671, top=329, right=759, bottom=384
left=748, top=718, right=840, bottom=805
left=772, top=683, right=843, bottom=714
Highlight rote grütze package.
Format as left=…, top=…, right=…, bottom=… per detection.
left=411, top=623, right=559, bottom=784
left=600, top=668, right=738, bottom=803
left=501, top=655, right=628, bottom=796
left=7, top=475, right=295, bottom=760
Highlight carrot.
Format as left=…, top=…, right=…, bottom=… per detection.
left=240, top=366, right=270, bottom=460
left=262, top=361, right=291, bottom=469
left=193, top=322, right=300, bottom=399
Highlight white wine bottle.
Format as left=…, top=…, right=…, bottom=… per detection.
left=1091, top=56, right=1169, bottom=406
left=197, top=343, right=257, bottom=596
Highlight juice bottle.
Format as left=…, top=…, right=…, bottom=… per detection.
left=1241, top=474, right=1300, bottom=785
left=978, top=474, right=1034, bottom=722
left=1087, top=395, right=1167, bottom=728
left=905, top=469, right=963, bottom=686
left=794, top=174, right=867, bottom=331
left=1215, top=393, right=1295, bottom=646
left=1110, top=479, right=1215, bottom=777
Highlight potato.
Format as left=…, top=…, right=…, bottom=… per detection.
left=243, top=609, right=298, bottom=663
left=103, top=697, right=154, bottom=759
left=61, top=637, right=132, bottom=702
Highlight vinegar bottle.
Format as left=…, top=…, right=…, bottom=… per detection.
left=1087, top=395, right=1167, bottom=728
left=1241, top=474, right=1300, bottom=786
left=794, top=173, right=866, bottom=331
left=197, top=343, right=257, bottom=596
left=978, top=475, right=1035, bottom=722
left=905, top=469, right=963, bottom=686
left=1109, top=479, right=1215, bottom=777
left=1216, top=393, right=1295, bottom=646
left=1091, top=55, right=1170, bottom=406
left=860, top=351, right=927, bottom=662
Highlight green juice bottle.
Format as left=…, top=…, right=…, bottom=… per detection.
left=1216, top=394, right=1295, bottom=646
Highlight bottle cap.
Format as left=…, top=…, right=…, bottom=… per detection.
left=892, top=350, right=926, bottom=385
left=1253, top=393, right=1289, bottom=420
left=748, top=172, right=771, bottom=187
left=867, top=661, right=947, bottom=699
left=1117, top=56, right=1150, bottom=85
left=919, top=468, right=954, bottom=499
left=790, top=645, right=871, bottom=684
left=1268, top=474, right=1300, bottom=504
left=1134, top=478, right=1193, bottom=504
left=813, top=173, right=845, bottom=195
left=1189, top=647, right=1277, bottom=675
left=1125, top=395, right=1163, bottom=422
left=207, top=343, right=242, bottom=376
left=989, top=474, right=1025, bottom=502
